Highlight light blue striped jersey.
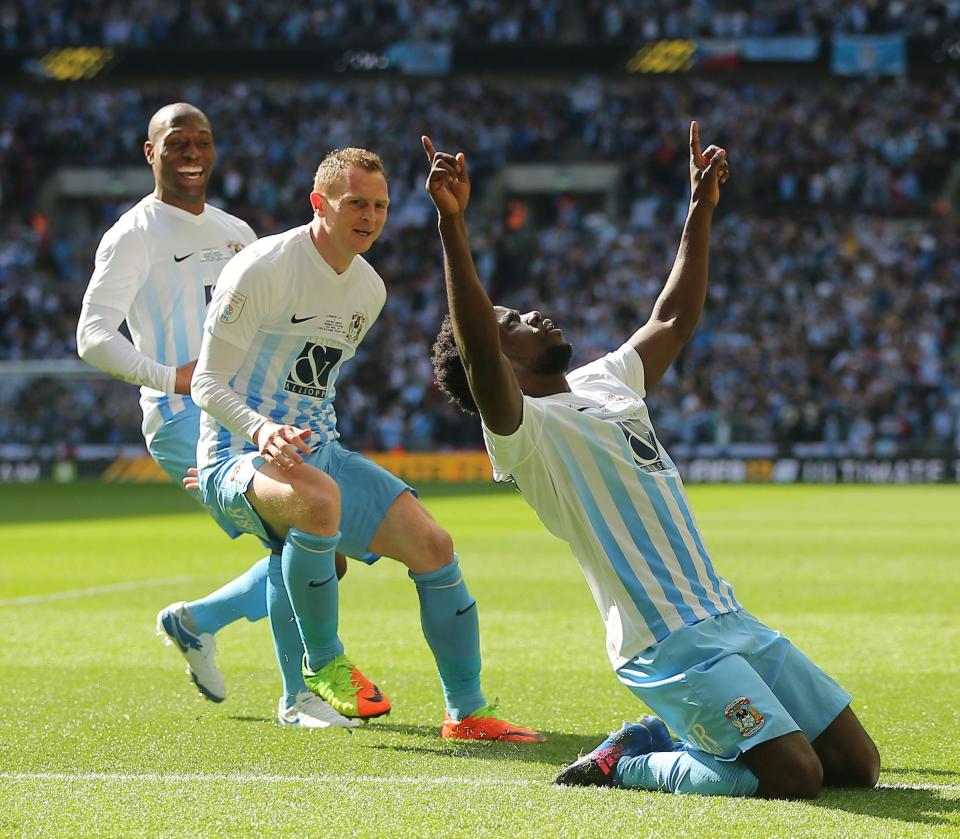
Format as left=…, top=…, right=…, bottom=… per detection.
left=197, top=224, right=386, bottom=469
left=83, top=195, right=256, bottom=439
left=482, top=343, right=740, bottom=668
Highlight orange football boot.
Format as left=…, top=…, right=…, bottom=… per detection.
left=441, top=703, right=546, bottom=742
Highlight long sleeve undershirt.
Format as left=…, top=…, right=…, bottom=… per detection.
left=76, top=302, right=177, bottom=394
left=191, top=331, right=267, bottom=443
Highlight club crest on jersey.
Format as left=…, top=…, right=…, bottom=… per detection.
left=346, top=312, right=366, bottom=343
left=724, top=697, right=765, bottom=737
left=226, top=241, right=245, bottom=254
left=218, top=289, right=247, bottom=324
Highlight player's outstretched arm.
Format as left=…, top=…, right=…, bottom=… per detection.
left=422, top=136, right=524, bottom=435
left=628, top=120, right=729, bottom=391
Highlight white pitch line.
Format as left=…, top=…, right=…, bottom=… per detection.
left=0, top=772, right=538, bottom=787
left=0, top=774, right=956, bottom=792
left=878, top=783, right=960, bottom=792
left=0, top=576, right=196, bottom=607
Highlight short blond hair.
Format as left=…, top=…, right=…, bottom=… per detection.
left=313, top=148, right=386, bottom=194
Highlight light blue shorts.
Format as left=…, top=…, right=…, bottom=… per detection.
left=199, top=440, right=411, bottom=562
left=146, top=403, right=200, bottom=485
left=616, top=610, right=852, bottom=760
left=147, top=402, right=241, bottom=539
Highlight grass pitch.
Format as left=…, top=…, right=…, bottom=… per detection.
left=1, top=481, right=958, bottom=838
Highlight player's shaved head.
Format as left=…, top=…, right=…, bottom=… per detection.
left=147, top=102, right=211, bottom=142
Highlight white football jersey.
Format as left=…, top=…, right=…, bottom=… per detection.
left=483, top=343, right=740, bottom=669
left=83, top=195, right=256, bottom=438
left=197, top=224, right=386, bottom=469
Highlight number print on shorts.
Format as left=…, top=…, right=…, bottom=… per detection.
left=686, top=723, right=723, bottom=754
left=284, top=342, right=344, bottom=399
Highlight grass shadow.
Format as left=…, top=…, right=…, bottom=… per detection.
left=365, top=725, right=607, bottom=766
left=812, top=785, right=960, bottom=829
left=228, top=715, right=274, bottom=724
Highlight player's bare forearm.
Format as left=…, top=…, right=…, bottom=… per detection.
left=630, top=122, right=727, bottom=391
left=438, top=215, right=500, bottom=362
left=652, top=201, right=713, bottom=338
left=438, top=214, right=523, bottom=434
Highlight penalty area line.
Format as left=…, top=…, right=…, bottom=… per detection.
left=0, top=774, right=956, bottom=793
left=0, top=576, right=196, bottom=607
left=0, top=772, right=539, bottom=787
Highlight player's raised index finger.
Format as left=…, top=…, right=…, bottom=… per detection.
left=422, top=136, right=436, bottom=163
left=690, top=120, right=701, bottom=160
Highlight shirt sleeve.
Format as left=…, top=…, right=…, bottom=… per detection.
left=191, top=332, right=267, bottom=442
left=481, top=396, right=546, bottom=482
left=76, top=302, right=176, bottom=393
left=204, top=252, right=271, bottom=350
left=82, top=223, right=149, bottom=313
left=566, top=343, right=646, bottom=399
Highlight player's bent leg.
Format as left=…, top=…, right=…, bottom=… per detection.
left=739, top=731, right=823, bottom=799
left=811, top=705, right=880, bottom=788
left=247, top=460, right=341, bottom=540
left=367, top=488, right=453, bottom=573
left=185, top=556, right=270, bottom=633
left=365, top=489, right=542, bottom=741
left=244, top=462, right=355, bottom=702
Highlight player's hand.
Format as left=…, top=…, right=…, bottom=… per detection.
left=174, top=359, right=198, bottom=395
left=689, top=121, right=729, bottom=210
left=422, top=135, right=470, bottom=219
left=254, top=422, right=312, bottom=469
left=182, top=466, right=200, bottom=492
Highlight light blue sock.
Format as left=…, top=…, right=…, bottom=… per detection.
left=266, top=553, right=308, bottom=707
left=409, top=555, right=485, bottom=719
left=281, top=528, right=343, bottom=672
left=187, top=556, right=269, bottom=634
left=615, top=746, right=759, bottom=797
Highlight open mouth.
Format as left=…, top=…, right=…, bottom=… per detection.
left=177, top=166, right=205, bottom=182
left=353, top=229, right=373, bottom=238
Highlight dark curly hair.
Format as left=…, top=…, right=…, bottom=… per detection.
left=431, top=315, right=479, bottom=415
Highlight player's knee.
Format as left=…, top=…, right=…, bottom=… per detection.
left=422, top=524, right=454, bottom=570
left=846, top=742, right=881, bottom=788
left=293, top=472, right=341, bottom=535
left=778, top=752, right=823, bottom=799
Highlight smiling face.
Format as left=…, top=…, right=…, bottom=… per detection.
left=495, top=306, right=573, bottom=376
left=144, top=105, right=215, bottom=215
left=310, top=165, right=389, bottom=273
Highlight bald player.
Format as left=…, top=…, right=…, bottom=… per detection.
left=77, top=103, right=351, bottom=730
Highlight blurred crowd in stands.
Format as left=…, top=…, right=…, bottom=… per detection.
left=0, top=76, right=958, bottom=456
left=3, top=0, right=958, bottom=48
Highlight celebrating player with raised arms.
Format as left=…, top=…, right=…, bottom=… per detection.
left=424, top=125, right=880, bottom=797
left=77, top=103, right=350, bottom=730
left=191, top=147, right=543, bottom=741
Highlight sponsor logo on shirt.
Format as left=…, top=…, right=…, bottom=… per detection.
left=617, top=419, right=667, bottom=473
left=218, top=289, right=247, bottom=324
left=284, top=342, right=344, bottom=399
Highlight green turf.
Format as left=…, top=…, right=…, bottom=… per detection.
left=1, top=482, right=958, bottom=837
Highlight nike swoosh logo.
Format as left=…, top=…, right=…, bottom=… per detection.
left=308, top=574, right=336, bottom=587
left=291, top=314, right=316, bottom=324
left=456, top=601, right=477, bottom=616
left=174, top=252, right=195, bottom=262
